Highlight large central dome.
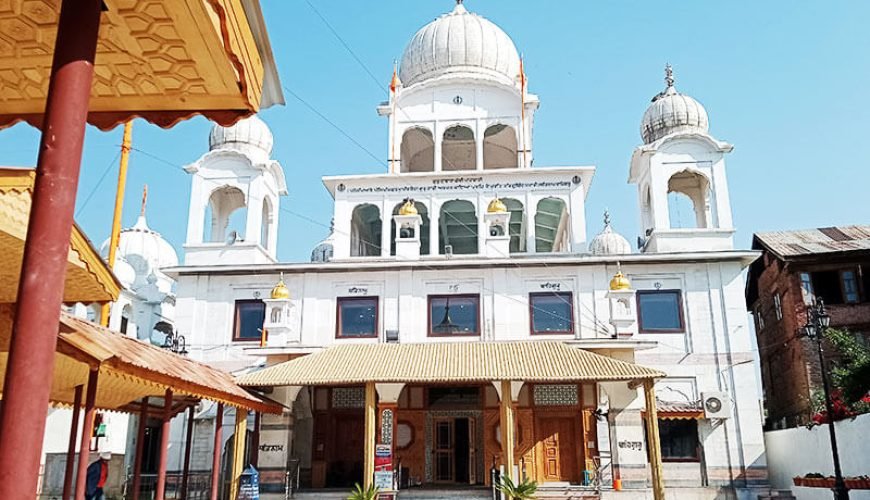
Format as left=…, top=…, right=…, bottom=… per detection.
left=399, top=2, right=521, bottom=88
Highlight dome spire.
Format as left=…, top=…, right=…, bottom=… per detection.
left=603, top=209, right=611, bottom=227
left=140, top=184, right=148, bottom=217
left=664, top=63, right=674, bottom=89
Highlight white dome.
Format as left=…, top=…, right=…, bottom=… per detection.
left=209, top=115, right=274, bottom=158
left=641, top=66, right=709, bottom=144
left=101, top=214, right=179, bottom=279
left=399, top=2, right=521, bottom=88
left=311, top=223, right=335, bottom=263
left=589, top=212, right=631, bottom=256
left=111, top=255, right=136, bottom=289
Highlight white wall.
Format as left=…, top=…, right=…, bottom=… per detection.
left=765, top=414, right=870, bottom=500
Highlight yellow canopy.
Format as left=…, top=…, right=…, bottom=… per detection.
left=0, top=168, right=120, bottom=304
left=0, top=0, right=283, bottom=130
left=237, top=341, right=666, bottom=387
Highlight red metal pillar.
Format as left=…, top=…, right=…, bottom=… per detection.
left=0, top=0, right=103, bottom=497
left=180, top=405, right=195, bottom=500
left=131, top=397, right=149, bottom=500
left=250, top=411, right=261, bottom=468
left=74, top=369, right=99, bottom=500
left=210, top=403, right=224, bottom=500
left=61, top=385, right=83, bottom=500
left=155, top=389, right=173, bottom=500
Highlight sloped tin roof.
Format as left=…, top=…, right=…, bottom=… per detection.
left=754, top=226, right=870, bottom=259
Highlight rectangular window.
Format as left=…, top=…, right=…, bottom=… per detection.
left=428, top=294, right=480, bottom=337
left=811, top=271, right=845, bottom=304
left=529, top=292, right=574, bottom=335
left=754, top=303, right=765, bottom=332
left=637, top=290, right=684, bottom=333
left=659, top=419, right=700, bottom=462
left=841, top=270, right=859, bottom=304
left=336, top=297, right=379, bottom=338
left=773, top=293, right=783, bottom=321
left=800, top=272, right=814, bottom=305
left=233, top=300, right=266, bottom=341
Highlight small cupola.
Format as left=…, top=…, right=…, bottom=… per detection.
left=262, top=273, right=298, bottom=346
left=606, top=264, right=638, bottom=338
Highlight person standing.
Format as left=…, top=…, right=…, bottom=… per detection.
left=85, top=451, right=111, bottom=500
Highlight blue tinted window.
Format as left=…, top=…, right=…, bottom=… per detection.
left=530, top=292, right=573, bottom=334
left=638, top=291, right=683, bottom=332
left=429, top=295, right=479, bottom=336
left=338, top=297, right=378, bottom=338
left=234, top=300, right=265, bottom=340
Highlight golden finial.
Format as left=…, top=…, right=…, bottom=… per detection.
left=270, top=272, right=290, bottom=300
left=609, top=262, right=631, bottom=291
left=398, top=198, right=418, bottom=216
left=487, top=197, right=508, bottom=214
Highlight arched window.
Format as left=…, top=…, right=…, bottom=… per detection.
left=390, top=201, right=430, bottom=256
left=204, top=186, right=247, bottom=243
left=667, top=170, right=711, bottom=229
left=261, top=198, right=273, bottom=249
left=350, top=204, right=382, bottom=257
left=120, top=304, right=133, bottom=336
left=439, top=200, right=478, bottom=255
left=502, top=198, right=526, bottom=253
left=442, top=126, right=476, bottom=171
left=535, top=197, right=568, bottom=253
left=483, top=124, right=518, bottom=170
left=401, top=128, right=435, bottom=173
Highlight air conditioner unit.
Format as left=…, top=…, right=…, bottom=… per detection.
left=701, top=392, right=731, bottom=419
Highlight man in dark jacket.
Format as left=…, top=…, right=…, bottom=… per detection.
left=85, top=451, right=111, bottom=500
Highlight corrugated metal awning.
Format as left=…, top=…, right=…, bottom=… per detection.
left=237, top=341, right=665, bottom=388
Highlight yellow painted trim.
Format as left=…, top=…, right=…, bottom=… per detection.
left=363, top=381, right=376, bottom=489
left=644, top=380, right=666, bottom=500
left=230, top=408, right=247, bottom=500
left=70, top=224, right=122, bottom=302
left=499, top=380, right=516, bottom=481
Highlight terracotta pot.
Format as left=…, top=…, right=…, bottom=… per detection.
left=792, top=477, right=803, bottom=487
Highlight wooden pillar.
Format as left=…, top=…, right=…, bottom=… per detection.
left=131, top=397, right=149, bottom=500
left=363, top=382, right=376, bottom=489
left=229, top=408, right=248, bottom=500
left=61, top=384, right=83, bottom=500
left=180, top=405, right=195, bottom=500
left=499, top=380, right=516, bottom=482
left=643, top=380, right=665, bottom=500
left=74, top=369, right=99, bottom=500
left=250, top=411, right=261, bottom=468
left=155, top=389, right=173, bottom=500
left=0, top=0, right=103, bottom=497
left=210, top=403, right=224, bottom=500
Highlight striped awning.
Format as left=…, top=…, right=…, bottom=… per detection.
left=237, top=341, right=665, bottom=388
left=656, top=402, right=704, bottom=420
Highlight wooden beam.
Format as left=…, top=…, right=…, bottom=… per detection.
left=643, top=380, right=666, bottom=500
left=229, top=408, right=247, bottom=500
left=61, top=384, right=83, bottom=500
left=363, top=381, right=376, bottom=489
left=155, top=389, right=173, bottom=500
left=499, top=380, right=516, bottom=482
left=210, top=403, right=224, bottom=500
left=74, top=369, right=99, bottom=500
left=131, top=398, right=148, bottom=500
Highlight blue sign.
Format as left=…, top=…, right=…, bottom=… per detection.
left=239, top=465, right=260, bottom=500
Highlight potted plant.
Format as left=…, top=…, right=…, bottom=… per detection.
left=792, top=476, right=804, bottom=487
left=495, top=475, right=538, bottom=500
left=347, top=483, right=379, bottom=500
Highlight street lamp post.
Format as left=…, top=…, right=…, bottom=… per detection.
left=803, top=299, right=849, bottom=500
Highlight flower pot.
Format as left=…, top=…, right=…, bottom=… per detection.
left=792, top=477, right=804, bottom=487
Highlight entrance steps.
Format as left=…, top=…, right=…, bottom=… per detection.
left=292, top=486, right=600, bottom=500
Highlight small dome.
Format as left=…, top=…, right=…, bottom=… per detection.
left=398, top=199, right=418, bottom=216
left=487, top=197, right=507, bottom=214
left=101, top=213, right=179, bottom=280
left=640, top=65, right=709, bottom=144
left=209, top=115, right=274, bottom=158
left=609, top=271, right=632, bottom=291
left=399, top=2, right=521, bottom=88
left=311, top=221, right=335, bottom=263
left=589, top=211, right=631, bottom=256
left=270, top=275, right=290, bottom=300
left=111, top=256, right=136, bottom=289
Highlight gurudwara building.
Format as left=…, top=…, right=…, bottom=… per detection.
left=165, top=3, right=769, bottom=499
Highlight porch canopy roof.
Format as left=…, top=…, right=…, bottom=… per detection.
left=237, top=341, right=666, bottom=388
left=0, top=0, right=283, bottom=131
left=0, top=308, right=281, bottom=415
left=0, top=168, right=120, bottom=304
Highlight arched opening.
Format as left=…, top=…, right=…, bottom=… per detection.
left=151, top=321, right=173, bottom=346
left=261, top=198, right=273, bottom=249
left=535, top=197, right=569, bottom=253
left=667, top=170, right=711, bottom=229
left=120, top=304, right=133, bottom=336
left=442, top=125, right=476, bottom=171
left=502, top=198, right=526, bottom=253
left=439, top=200, right=478, bottom=255
left=203, top=186, right=247, bottom=243
left=350, top=204, right=382, bottom=257
left=483, top=124, right=518, bottom=170
left=401, top=128, right=435, bottom=173
left=390, top=201, right=430, bottom=256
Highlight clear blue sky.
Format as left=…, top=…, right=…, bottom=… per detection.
left=0, top=1, right=868, bottom=262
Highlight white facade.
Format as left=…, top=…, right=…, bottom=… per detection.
left=164, top=3, right=768, bottom=498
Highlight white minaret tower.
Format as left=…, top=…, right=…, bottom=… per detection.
left=629, top=65, right=735, bottom=253
left=183, top=116, right=287, bottom=265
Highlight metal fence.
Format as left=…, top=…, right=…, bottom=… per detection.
left=125, top=471, right=213, bottom=500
